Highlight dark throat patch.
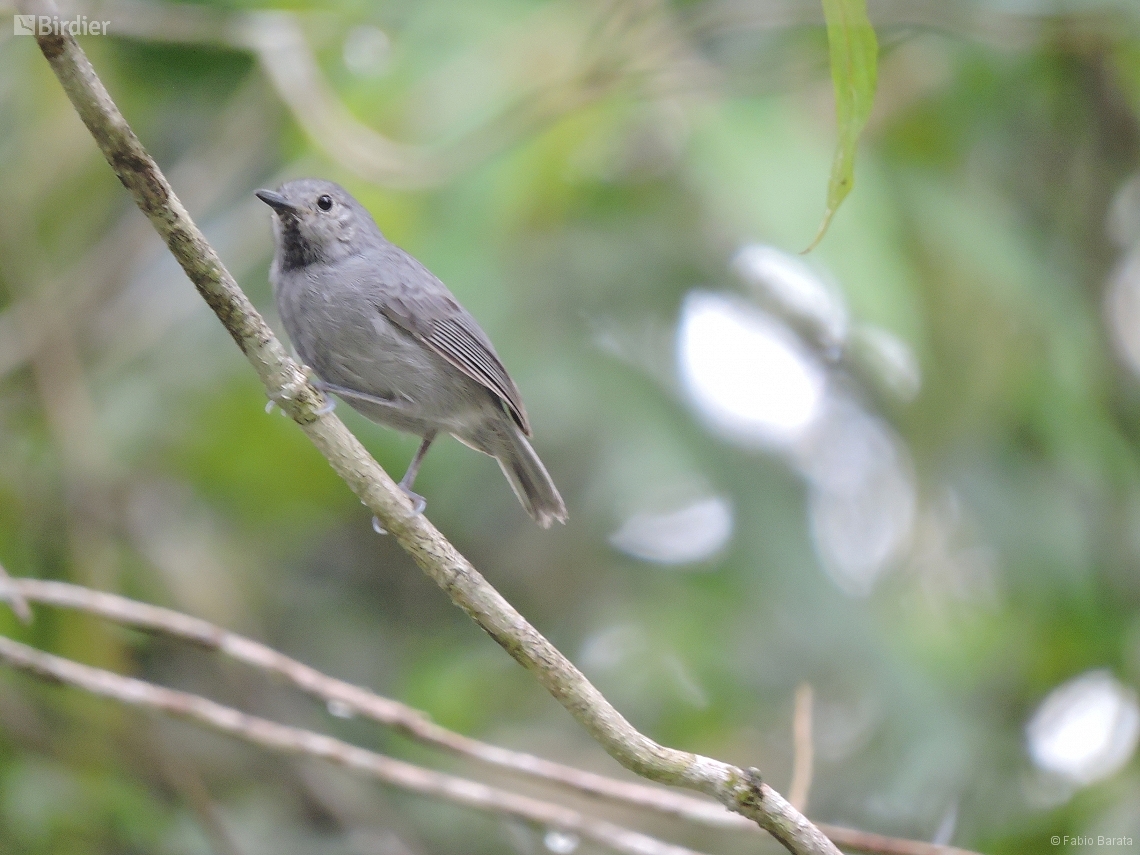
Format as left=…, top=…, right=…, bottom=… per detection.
left=279, top=217, right=326, bottom=270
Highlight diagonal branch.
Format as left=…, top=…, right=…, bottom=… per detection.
left=15, top=2, right=826, bottom=852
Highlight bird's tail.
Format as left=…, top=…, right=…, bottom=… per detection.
left=493, top=427, right=567, bottom=528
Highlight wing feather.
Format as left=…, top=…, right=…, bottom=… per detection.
left=368, top=248, right=531, bottom=435
left=423, top=317, right=530, bottom=434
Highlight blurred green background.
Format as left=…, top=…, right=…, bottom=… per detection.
left=2, top=1, right=1140, bottom=853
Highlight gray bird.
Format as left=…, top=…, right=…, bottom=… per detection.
left=257, top=179, right=567, bottom=527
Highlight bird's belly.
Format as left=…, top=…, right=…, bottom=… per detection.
left=285, top=297, right=493, bottom=436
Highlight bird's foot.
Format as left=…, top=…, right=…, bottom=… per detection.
left=370, top=488, right=427, bottom=536
left=399, top=485, right=427, bottom=516
left=306, top=377, right=337, bottom=415
left=267, top=392, right=333, bottom=416
left=267, top=368, right=331, bottom=415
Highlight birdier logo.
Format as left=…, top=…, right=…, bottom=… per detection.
left=13, top=14, right=110, bottom=36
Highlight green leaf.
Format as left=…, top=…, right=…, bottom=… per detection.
left=804, top=0, right=878, bottom=252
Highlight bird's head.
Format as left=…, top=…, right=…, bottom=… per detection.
left=256, top=179, right=384, bottom=270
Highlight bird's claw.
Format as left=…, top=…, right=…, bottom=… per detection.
left=400, top=486, right=427, bottom=516
left=305, top=376, right=337, bottom=415
left=370, top=489, right=426, bottom=537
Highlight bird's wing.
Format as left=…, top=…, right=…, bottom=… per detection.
left=372, top=249, right=532, bottom=435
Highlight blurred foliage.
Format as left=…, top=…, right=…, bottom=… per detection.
left=810, top=0, right=878, bottom=251
left=1, top=1, right=1140, bottom=854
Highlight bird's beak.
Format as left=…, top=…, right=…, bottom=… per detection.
left=255, top=190, right=299, bottom=215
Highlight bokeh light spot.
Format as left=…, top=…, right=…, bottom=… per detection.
left=1027, top=670, right=1140, bottom=786
left=677, top=291, right=824, bottom=446
left=609, top=496, right=733, bottom=566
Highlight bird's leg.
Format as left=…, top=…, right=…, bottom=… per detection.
left=372, top=431, right=435, bottom=534
left=398, top=431, right=436, bottom=514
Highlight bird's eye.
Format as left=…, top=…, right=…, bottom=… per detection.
left=316, top=195, right=333, bottom=211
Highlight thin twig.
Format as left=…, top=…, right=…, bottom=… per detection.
left=0, top=635, right=709, bottom=855
left=788, top=683, right=814, bottom=813
left=0, top=565, right=31, bottom=625
left=4, top=578, right=983, bottom=855
left=11, top=579, right=739, bottom=820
